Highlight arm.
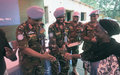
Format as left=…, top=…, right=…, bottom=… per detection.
left=21, top=47, right=55, bottom=60
left=4, top=47, right=17, bottom=61
left=81, top=38, right=120, bottom=62
left=0, top=29, right=17, bottom=61
left=64, top=53, right=81, bottom=60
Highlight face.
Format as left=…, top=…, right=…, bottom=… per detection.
left=29, top=17, right=42, bottom=26
left=90, top=14, right=99, bottom=22
left=56, top=16, right=65, bottom=24
left=73, top=16, right=79, bottom=22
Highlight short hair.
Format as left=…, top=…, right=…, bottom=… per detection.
left=99, top=19, right=120, bottom=36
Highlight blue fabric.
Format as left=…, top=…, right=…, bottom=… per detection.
left=90, top=61, right=99, bottom=75
left=44, top=60, right=52, bottom=75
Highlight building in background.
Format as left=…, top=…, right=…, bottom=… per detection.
left=0, top=0, right=45, bottom=41
left=0, top=0, right=93, bottom=41
left=44, top=0, right=93, bottom=38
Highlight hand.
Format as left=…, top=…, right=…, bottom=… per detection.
left=59, top=45, right=67, bottom=51
left=45, top=49, right=51, bottom=53
left=72, top=54, right=81, bottom=59
left=64, top=53, right=72, bottom=60
left=83, top=36, right=90, bottom=41
left=4, top=47, right=17, bottom=61
left=42, top=52, right=56, bottom=62
left=63, top=45, right=67, bottom=50
left=91, top=37, right=97, bottom=42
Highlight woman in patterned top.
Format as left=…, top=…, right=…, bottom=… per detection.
left=65, top=19, right=120, bottom=75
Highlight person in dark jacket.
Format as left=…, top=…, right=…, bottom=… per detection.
left=65, top=19, right=120, bottom=75
left=81, top=19, right=120, bottom=62
left=0, top=29, right=17, bottom=75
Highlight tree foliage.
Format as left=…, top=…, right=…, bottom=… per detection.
left=80, top=0, right=120, bottom=19
left=80, top=0, right=98, bottom=9
left=96, top=0, right=120, bottom=18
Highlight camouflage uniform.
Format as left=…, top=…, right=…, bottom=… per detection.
left=48, top=22, right=69, bottom=75
left=82, top=22, right=99, bottom=51
left=81, top=21, right=99, bottom=72
left=16, top=21, right=45, bottom=75
left=67, top=21, right=83, bottom=67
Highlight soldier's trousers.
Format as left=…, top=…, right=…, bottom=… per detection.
left=67, top=46, right=79, bottom=67
left=20, top=59, right=44, bottom=75
left=51, top=54, right=69, bottom=75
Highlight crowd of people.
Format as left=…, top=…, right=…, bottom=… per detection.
left=0, top=5, right=120, bottom=75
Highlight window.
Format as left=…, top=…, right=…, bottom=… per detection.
left=65, top=10, right=73, bottom=21
left=81, top=12, right=86, bottom=21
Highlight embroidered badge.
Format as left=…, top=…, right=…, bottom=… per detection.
left=56, top=32, right=61, bottom=35
left=40, top=28, right=45, bottom=34
left=60, top=25, right=63, bottom=29
left=17, top=34, right=24, bottom=40
left=29, top=34, right=36, bottom=38
left=49, top=32, right=53, bottom=38
left=56, top=24, right=59, bottom=28
left=69, top=26, right=73, bottom=30
left=28, top=31, right=35, bottom=34
left=29, top=24, right=33, bottom=29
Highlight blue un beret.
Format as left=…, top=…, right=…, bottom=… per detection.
left=27, top=6, right=44, bottom=20
left=54, top=7, right=65, bottom=18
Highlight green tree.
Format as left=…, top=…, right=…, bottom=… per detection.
left=80, top=0, right=98, bottom=9
left=80, top=0, right=120, bottom=19
left=96, top=0, right=120, bottom=18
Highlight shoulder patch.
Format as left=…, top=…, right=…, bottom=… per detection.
left=17, top=34, right=24, bottom=40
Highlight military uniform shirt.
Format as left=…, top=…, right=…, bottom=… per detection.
left=16, top=21, right=45, bottom=75
left=67, top=21, right=83, bottom=44
left=48, top=22, right=68, bottom=49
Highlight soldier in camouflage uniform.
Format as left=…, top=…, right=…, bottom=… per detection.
left=48, top=7, right=70, bottom=75
left=67, top=11, right=83, bottom=75
left=82, top=10, right=100, bottom=51
left=16, top=6, right=56, bottom=75
left=81, top=10, right=100, bottom=75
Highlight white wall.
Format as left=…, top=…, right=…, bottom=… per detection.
left=44, top=0, right=93, bottom=38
